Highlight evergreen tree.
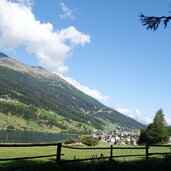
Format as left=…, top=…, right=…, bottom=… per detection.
left=139, top=109, right=169, bottom=144
left=153, top=108, right=166, bottom=125
left=140, top=13, right=171, bottom=30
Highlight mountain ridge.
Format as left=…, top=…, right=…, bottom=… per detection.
left=0, top=52, right=9, bottom=58
left=0, top=52, right=145, bottom=133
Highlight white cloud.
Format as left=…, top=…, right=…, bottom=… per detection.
left=115, top=107, right=171, bottom=126
left=115, top=107, right=152, bottom=125
left=59, top=2, right=76, bottom=20
left=59, top=26, right=91, bottom=46
left=115, top=107, right=132, bottom=116
left=58, top=74, right=109, bottom=103
left=135, top=109, right=141, bottom=115
left=0, top=0, right=90, bottom=74
left=56, top=66, right=69, bottom=74
left=165, top=117, right=171, bottom=125
left=10, top=0, right=34, bottom=7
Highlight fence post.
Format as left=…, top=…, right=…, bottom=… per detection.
left=146, top=143, right=149, bottom=161
left=56, top=143, right=62, bottom=163
left=110, top=145, right=113, bottom=161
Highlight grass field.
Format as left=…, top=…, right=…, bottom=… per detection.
left=0, top=142, right=171, bottom=161
left=0, top=142, right=171, bottom=170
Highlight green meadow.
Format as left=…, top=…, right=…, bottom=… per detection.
left=0, top=142, right=171, bottom=170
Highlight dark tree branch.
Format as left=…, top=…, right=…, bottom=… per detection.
left=140, top=13, right=171, bottom=30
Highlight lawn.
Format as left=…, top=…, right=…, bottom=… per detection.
left=0, top=142, right=171, bottom=170
left=0, top=142, right=170, bottom=161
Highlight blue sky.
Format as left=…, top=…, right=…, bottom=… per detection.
left=0, top=0, right=171, bottom=124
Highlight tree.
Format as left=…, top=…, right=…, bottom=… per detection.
left=153, top=108, right=166, bottom=125
left=140, top=12, right=171, bottom=30
left=80, top=136, right=98, bottom=146
left=139, top=109, right=169, bottom=144
left=167, top=126, right=171, bottom=136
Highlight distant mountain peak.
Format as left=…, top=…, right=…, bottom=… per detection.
left=0, top=52, right=8, bottom=58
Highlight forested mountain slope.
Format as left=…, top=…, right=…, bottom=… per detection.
left=0, top=52, right=145, bottom=133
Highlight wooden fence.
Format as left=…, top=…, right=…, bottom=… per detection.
left=0, top=143, right=171, bottom=163
left=0, top=142, right=62, bottom=162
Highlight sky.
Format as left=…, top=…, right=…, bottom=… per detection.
left=0, top=0, right=171, bottom=125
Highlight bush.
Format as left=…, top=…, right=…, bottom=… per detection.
left=64, top=138, right=77, bottom=144
left=7, top=125, right=14, bottom=130
left=80, top=136, right=98, bottom=146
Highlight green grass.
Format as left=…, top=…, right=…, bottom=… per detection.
left=61, top=143, right=171, bottom=161
left=0, top=112, right=28, bottom=129
left=0, top=142, right=170, bottom=161
left=0, top=112, right=60, bottom=132
left=0, top=144, right=171, bottom=171
left=0, top=146, right=56, bottom=160
left=41, top=110, right=65, bottom=121
left=0, top=99, right=94, bottom=134
left=0, top=142, right=171, bottom=170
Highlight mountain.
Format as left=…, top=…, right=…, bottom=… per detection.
left=0, top=52, right=9, bottom=58
left=0, top=52, right=145, bottom=133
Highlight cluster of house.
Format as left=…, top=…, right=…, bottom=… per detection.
left=92, top=129, right=140, bottom=145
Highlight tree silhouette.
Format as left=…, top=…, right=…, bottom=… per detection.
left=140, top=13, right=171, bottom=30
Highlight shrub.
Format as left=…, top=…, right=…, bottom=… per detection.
left=64, top=138, right=77, bottom=144
left=80, top=136, right=98, bottom=146
left=7, top=125, right=14, bottom=130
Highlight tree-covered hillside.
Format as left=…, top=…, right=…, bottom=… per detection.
left=0, top=53, right=145, bottom=132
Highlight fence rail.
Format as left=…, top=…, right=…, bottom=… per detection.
left=0, top=142, right=62, bottom=162
left=62, top=145, right=146, bottom=150
left=0, top=143, right=171, bottom=163
left=0, top=142, right=61, bottom=147
left=0, top=154, right=57, bottom=161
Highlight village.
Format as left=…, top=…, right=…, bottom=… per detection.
left=92, top=129, right=140, bottom=145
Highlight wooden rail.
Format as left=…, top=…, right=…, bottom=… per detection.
left=62, top=145, right=146, bottom=150
left=62, top=144, right=147, bottom=162
left=0, top=142, right=62, bottom=162
left=62, top=144, right=171, bottom=162
left=0, top=142, right=61, bottom=147
left=0, top=143, right=171, bottom=162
